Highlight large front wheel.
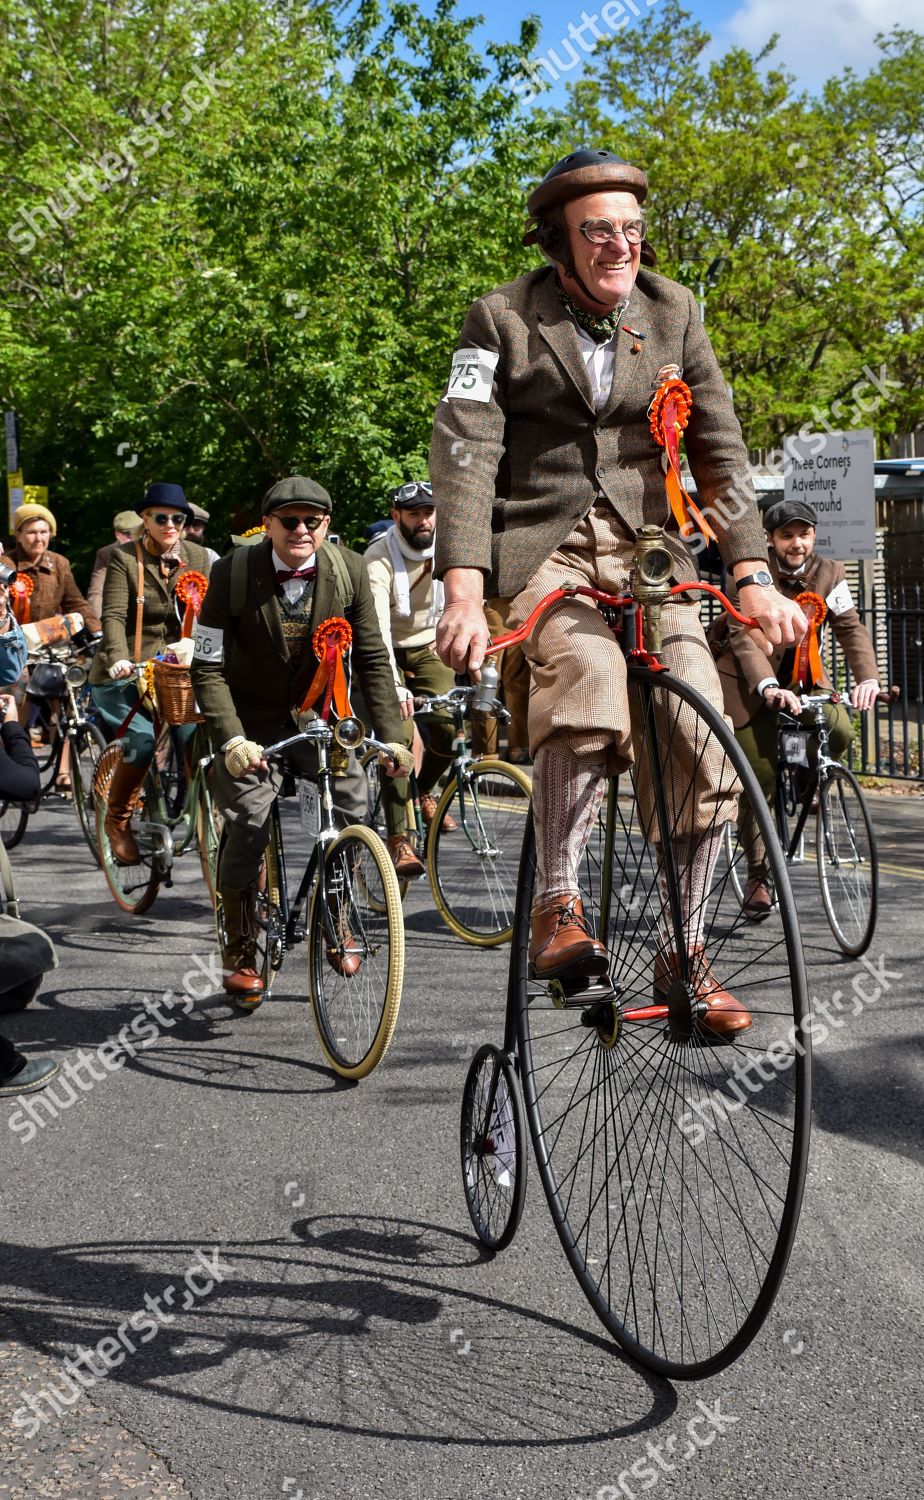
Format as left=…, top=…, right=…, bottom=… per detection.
left=307, top=824, right=404, bottom=1079
left=816, top=763, right=877, bottom=956
left=427, top=759, right=532, bottom=945
left=513, top=664, right=811, bottom=1379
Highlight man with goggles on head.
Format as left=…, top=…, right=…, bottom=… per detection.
left=430, top=147, right=806, bottom=1037
left=710, top=497, right=881, bottom=915
left=362, top=479, right=461, bottom=877
left=191, top=476, right=412, bottom=1006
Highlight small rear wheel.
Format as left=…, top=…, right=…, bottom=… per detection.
left=816, top=763, right=877, bottom=956
left=460, top=1044, right=527, bottom=1251
left=308, top=824, right=404, bottom=1079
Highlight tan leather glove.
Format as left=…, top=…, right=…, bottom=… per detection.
left=380, top=742, right=414, bottom=776
left=224, top=736, right=265, bottom=777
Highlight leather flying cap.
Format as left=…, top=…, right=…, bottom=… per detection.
left=763, top=498, right=818, bottom=532
left=526, top=148, right=649, bottom=223
left=141, top=481, right=191, bottom=517
left=261, top=476, right=332, bottom=515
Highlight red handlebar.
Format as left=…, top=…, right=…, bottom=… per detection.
left=487, top=582, right=758, bottom=655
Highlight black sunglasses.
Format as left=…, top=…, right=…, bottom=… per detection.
left=149, top=512, right=186, bottom=527
left=275, top=514, right=327, bottom=532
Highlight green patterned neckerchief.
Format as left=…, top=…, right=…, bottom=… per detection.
left=556, top=283, right=624, bottom=344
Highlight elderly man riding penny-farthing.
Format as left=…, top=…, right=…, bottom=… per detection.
left=430, top=148, right=807, bottom=1034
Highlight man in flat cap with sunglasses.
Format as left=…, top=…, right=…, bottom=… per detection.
left=430, top=147, right=807, bottom=1036
left=191, top=476, right=412, bottom=1006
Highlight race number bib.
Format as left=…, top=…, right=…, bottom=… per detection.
left=192, top=623, right=223, bottom=663
left=826, top=579, right=853, bottom=616
left=781, top=730, right=810, bottom=767
left=445, top=346, right=499, bottom=403
left=298, top=779, right=321, bottom=840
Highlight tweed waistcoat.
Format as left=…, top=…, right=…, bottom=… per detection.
left=277, top=580, right=316, bottom=679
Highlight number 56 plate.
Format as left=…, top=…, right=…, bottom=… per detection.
left=298, top=780, right=321, bottom=839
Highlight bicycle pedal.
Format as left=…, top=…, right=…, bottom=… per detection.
left=548, top=973, right=617, bottom=1011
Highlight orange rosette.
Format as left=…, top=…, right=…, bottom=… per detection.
left=648, top=377, right=716, bottom=543
left=299, top=617, right=354, bottom=721
left=175, top=569, right=209, bottom=637
left=789, top=590, right=827, bottom=690
left=10, top=572, right=35, bottom=625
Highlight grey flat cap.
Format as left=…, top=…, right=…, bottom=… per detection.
left=261, top=476, right=332, bottom=514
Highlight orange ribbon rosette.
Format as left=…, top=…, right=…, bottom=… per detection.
left=789, top=591, right=827, bottom=690
left=648, top=377, right=717, bottom=544
left=10, top=573, right=35, bottom=625
left=299, top=617, right=354, bottom=722
left=175, top=569, right=209, bottom=638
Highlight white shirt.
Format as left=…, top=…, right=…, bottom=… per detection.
left=271, top=548, right=315, bottom=605
left=574, top=324, right=619, bottom=412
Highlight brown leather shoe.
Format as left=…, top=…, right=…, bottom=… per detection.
left=219, top=886, right=265, bottom=1010
left=387, top=834, right=425, bottom=879
left=420, top=793, right=457, bottom=832
left=104, top=757, right=148, bottom=865
left=326, top=923, right=362, bottom=978
left=743, top=878, right=773, bottom=917
left=528, top=894, right=608, bottom=981
left=654, top=946, right=752, bottom=1037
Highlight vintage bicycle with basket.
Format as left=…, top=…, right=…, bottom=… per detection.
left=459, top=525, right=812, bottom=1380
left=363, top=685, right=532, bottom=945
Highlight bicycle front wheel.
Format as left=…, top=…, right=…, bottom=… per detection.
left=428, top=759, right=532, bottom=945
left=816, top=763, right=877, bottom=956
left=514, top=664, right=811, bottom=1379
left=307, top=824, right=404, bottom=1079
left=71, top=723, right=107, bottom=864
left=196, top=772, right=223, bottom=910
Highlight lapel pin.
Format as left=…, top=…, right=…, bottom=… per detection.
left=622, top=324, right=645, bottom=354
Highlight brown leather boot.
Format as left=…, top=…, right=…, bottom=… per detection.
left=420, top=793, right=457, bottom=832
left=219, top=886, right=265, bottom=1010
left=104, top=757, right=148, bottom=865
left=325, top=915, right=362, bottom=978
left=654, top=946, right=752, bottom=1038
left=387, top=834, right=425, bottom=879
left=528, top=893, right=608, bottom=982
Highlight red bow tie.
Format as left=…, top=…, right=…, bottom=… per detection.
left=276, top=567, right=314, bottom=583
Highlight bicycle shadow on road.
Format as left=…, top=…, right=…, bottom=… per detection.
left=0, top=1223, right=677, bottom=1450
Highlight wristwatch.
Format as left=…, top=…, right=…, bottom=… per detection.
left=735, top=570, right=774, bottom=590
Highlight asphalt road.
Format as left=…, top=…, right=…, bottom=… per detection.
left=1, top=791, right=922, bottom=1500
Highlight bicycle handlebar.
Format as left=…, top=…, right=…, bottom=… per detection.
left=487, top=582, right=759, bottom=655
left=262, top=725, right=395, bottom=762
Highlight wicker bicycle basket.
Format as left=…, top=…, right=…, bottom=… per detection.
left=151, top=659, right=203, bottom=726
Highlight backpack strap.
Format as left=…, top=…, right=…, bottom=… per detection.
left=320, top=541, right=352, bottom=611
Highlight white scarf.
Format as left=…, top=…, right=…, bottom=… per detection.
left=386, top=525, right=444, bottom=626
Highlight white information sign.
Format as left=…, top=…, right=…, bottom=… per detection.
left=783, top=428, right=876, bottom=559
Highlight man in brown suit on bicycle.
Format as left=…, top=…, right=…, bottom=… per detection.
left=430, top=148, right=806, bottom=1036
left=711, top=496, right=881, bottom=914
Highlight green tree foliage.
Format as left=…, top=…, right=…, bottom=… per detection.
left=0, top=0, right=920, bottom=574
left=563, top=0, right=923, bottom=457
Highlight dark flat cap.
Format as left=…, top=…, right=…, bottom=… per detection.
left=763, top=499, right=818, bottom=531
left=261, top=476, right=332, bottom=514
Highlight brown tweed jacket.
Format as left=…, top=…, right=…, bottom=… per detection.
left=429, top=265, right=767, bottom=600
left=88, top=539, right=212, bottom=685
left=11, top=547, right=101, bottom=633
left=710, top=551, right=881, bottom=728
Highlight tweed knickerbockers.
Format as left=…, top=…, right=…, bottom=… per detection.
left=508, top=502, right=741, bottom=839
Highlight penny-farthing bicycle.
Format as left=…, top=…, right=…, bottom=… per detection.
left=460, top=528, right=812, bottom=1380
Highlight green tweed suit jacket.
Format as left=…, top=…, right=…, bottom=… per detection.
left=89, top=539, right=212, bottom=685
left=190, top=538, right=405, bottom=750
left=430, top=265, right=767, bottom=600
